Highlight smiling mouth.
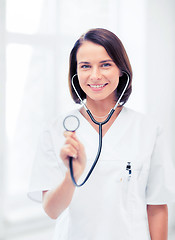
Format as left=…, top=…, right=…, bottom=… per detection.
left=88, top=83, right=108, bottom=89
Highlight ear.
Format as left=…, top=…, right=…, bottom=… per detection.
left=119, top=70, right=123, bottom=77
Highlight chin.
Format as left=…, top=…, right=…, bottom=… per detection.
left=88, top=96, right=112, bottom=103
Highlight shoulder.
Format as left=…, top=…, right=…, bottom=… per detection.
left=124, top=107, right=158, bottom=123
left=123, top=107, right=161, bottom=134
left=122, top=107, right=165, bottom=155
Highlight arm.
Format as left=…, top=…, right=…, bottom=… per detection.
left=147, top=204, right=168, bottom=240
left=42, top=171, right=75, bottom=219
left=43, top=131, right=86, bottom=219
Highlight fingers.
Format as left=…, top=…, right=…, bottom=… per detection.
left=61, top=144, right=78, bottom=159
left=60, top=131, right=86, bottom=174
left=64, top=132, right=79, bottom=151
left=60, top=143, right=78, bottom=169
left=60, top=131, right=80, bottom=160
left=63, top=131, right=77, bottom=140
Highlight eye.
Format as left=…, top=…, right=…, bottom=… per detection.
left=101, top=63, right=111, bottom=67
left=81, top=65, right=91, bottom=69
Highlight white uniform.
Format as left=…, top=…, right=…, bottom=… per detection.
left=28, top=107, right=175, bottom=240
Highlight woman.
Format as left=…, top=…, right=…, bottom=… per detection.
left=28, top=28, right=175, bottom=240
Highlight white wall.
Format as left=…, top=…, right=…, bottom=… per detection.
left=146, top=0, right=175, bottom=150
left=0, top=0, right=6, bottom=238
left=145, top=0, right=175, bottom=236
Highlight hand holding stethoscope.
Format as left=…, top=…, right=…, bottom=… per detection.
left=60, top=118, right=87, bottom=183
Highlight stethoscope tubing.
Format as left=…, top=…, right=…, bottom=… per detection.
left=69, top=121, right=103, bottom=187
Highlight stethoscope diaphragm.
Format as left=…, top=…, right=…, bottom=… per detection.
left=63, top=115, right=80, bottom=132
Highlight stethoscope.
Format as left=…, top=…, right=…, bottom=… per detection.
left=63, top=71, right=130, bottom=187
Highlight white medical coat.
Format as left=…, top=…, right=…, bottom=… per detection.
left=28, top=107, right=175, bottom=240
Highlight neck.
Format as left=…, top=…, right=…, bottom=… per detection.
left=86, top=98, right=116, bottom=117
left=81, top=97, right=122, bottom=122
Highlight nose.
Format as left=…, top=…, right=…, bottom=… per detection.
left=90, top=67, right=102, bottom=81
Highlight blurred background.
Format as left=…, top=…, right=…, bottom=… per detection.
left=0, top=0, right=175, bottom=239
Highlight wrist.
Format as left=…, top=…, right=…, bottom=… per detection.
left=65, top=169, right=82, bottom=186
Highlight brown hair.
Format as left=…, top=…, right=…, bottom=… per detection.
left=68, top=28, right=132, bottom=105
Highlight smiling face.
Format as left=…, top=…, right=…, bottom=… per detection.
left=76, top=41, right=121, bottom=105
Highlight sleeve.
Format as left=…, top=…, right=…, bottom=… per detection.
left=146, top=125, right=175, bottom=205
left=27, top=128, right=65, bottom=203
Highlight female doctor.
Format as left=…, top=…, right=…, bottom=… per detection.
left=28, top=28, right=175, bottom=240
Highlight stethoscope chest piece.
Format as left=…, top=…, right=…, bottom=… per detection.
left=63, top=115, right=80, bottom=132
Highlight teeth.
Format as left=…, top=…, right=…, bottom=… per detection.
left=90, top=84, right=105, bottom=88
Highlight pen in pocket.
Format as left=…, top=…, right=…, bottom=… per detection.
left=126, top=162, right=132, bottom=181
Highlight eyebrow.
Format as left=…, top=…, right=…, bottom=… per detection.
left=78, top=59, right=114, bottom=65
left=100, top=60, right=113, bottom=63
